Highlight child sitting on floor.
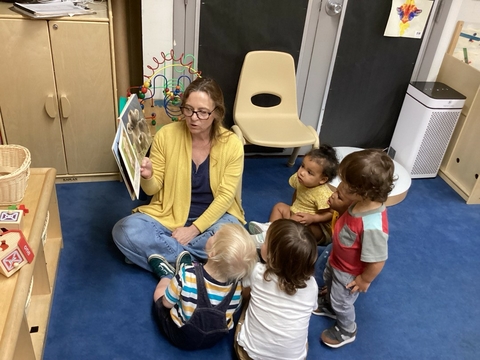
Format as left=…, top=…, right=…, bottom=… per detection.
left=249, top=145, right=339, bottom=246
left=315, top=149, right=394, bottom=348
left=150, top=223, right=257, bottom=350
left=234, top=219, right=318, bottom=360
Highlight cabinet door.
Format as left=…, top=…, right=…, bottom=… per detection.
left=0, top=19, right=68, bottom=174
left=49, top=20, right=117, bottom=174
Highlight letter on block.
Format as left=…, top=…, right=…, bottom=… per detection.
left=0, top=230, right=34, bottom=277
left=0, top=210, right=24, bottom=231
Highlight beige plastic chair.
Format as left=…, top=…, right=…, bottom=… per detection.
left=232, top=50, right=320, bottom=167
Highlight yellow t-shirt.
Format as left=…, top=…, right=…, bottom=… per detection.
left=289, top=173, right=332, bottom=215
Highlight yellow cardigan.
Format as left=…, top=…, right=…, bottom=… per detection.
left=135, top=121, right=245, bottom=232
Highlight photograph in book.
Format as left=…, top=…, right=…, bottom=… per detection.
left=119, top=124, right=141, bottom=199
left=112, top=123, right=135, bottom=200
left=111, top=94, right=153, bottom=200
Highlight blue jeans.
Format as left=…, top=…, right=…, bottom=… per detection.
left=314, top=243, right=332, bottom=288
left=112, top=212, right=241, bottom=271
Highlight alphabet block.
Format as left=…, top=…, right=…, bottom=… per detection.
left=0, top=230, right=34, bottom=277
left=0, top=210, right=24, bottom=231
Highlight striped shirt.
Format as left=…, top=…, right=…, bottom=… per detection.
left=164, top=263, right=242, bottom=329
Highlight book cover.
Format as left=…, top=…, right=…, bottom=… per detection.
left=112, top=94, right=153, bottom=200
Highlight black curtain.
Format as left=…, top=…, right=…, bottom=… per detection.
left=319, top=0, right=433, bottom=149
left=197, top=0, right=308, bottom=131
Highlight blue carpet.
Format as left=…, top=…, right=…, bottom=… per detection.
left=44, top=156, right=480, bottom=359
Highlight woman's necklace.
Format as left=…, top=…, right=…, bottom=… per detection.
left=192, top=139, right=211, bottom=169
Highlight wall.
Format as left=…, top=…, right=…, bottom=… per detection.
left=457, top=0, right=480, bottom=22
left=112, top=0, right=143, bottom=101
left=426, top=0, right=480, bottom=81
left=142, top=0, right=173, bottom=93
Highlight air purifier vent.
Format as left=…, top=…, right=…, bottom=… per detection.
left=411, top=110, right=460, bottom=176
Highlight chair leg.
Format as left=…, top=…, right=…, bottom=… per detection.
left=287, top=147, right=301, bottom=167
left=307, top=126, right=320, bottom=149
left=231, top=125, right=246, bottom=145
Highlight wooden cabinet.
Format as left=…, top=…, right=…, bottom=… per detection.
left=0, top=2, right=118, bottom=179
left=0, top=168, right=63, bottom=360
left=437, top=56, right=480, bottom=204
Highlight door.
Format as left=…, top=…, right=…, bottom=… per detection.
left=0, top=18, right=67, bottom=173
left=49, top=20, right=118, bottom=174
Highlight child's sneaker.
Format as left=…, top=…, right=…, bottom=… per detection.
left=148, top=254, right=175, bottom=279
left=320, top=324, right=357, bottom=348
left=312, top=295, right=336, bottom=319
left=251, top=232, right=266, bottom=248
left=175, top=251, right=192, bottom=272
left=248, top=221, right=270, bottom=234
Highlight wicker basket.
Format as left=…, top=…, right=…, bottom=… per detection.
left=0, top=145, right=31, bottom=205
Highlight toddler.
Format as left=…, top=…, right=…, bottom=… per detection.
left=313, top=188, right=354, bottom=293
left=316, top=149, right=394, bottom=348
left=249, top=145, right=339, bottom=245
left=234, top=219, right=318, bottom=359
left=151, top=223, right=257, bottom=350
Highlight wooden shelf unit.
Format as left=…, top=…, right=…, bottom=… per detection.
left=436, top=39, right=480, bottom=204
left=0, top=168, right=63, bottom=360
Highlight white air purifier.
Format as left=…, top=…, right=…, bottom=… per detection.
left=388, top=82, right=465, bottom=179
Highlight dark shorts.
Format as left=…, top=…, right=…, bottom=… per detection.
left=153, top=297, right=189, bottom=348
left=153, top=297, right=232, bottom=350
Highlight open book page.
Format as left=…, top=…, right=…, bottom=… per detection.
left=112, top=121, right=135, bottom=200
left=112, top=94, right=153, bottom=200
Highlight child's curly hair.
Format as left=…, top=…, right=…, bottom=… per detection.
left=263, top=219, right=317, bottom=296
left=338, top=149, right=395, bottom=203
left=305, top=144, right=339, bottom=182
left=206, top=224, right=258, bottom=282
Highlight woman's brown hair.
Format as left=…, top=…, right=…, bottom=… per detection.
left=263, top=219, right=317, bottom=296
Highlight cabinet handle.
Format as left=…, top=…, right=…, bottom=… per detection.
left=45, top=95, right=57, bottom=118
left=60, top=96, right=71, bottom=118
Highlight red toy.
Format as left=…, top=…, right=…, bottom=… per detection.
left=0, top=230, right=34, bottom=278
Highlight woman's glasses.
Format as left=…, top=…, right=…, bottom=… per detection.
left=180, top=106, right=216, bottom=120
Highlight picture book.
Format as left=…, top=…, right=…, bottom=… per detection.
left=112, top=94, right=153, bottom=200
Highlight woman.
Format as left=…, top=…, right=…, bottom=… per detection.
left=112, top=77, right=245, bottom=273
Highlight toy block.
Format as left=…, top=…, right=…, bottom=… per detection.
left=0, top=209, right=24, bottom=231
left=0, top=230, right=34, bottom=278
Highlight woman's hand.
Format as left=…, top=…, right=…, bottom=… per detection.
left=172, top=225, right=200, bottom=245
left=140, top=157, right=153, bottom=179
